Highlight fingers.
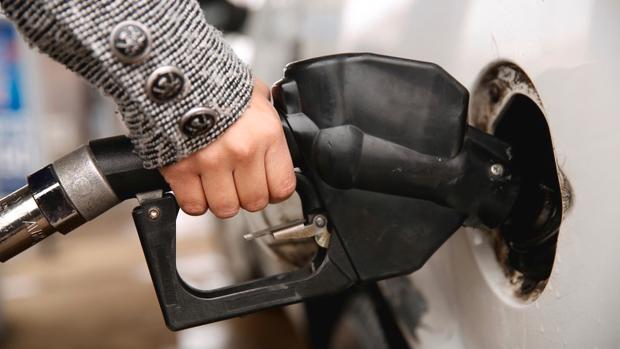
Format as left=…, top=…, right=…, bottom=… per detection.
left=201, top=167, right=240, bottom=219
left=233, top=154, right=269, bottom=212
left=265, top=134, right=296, bottom=203
left=162, top=141, right=295, bottom=217
left=159, top=164, right=207, bottom=216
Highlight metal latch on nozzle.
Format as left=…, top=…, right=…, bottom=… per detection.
left=243, top=214, right=331, bottom=248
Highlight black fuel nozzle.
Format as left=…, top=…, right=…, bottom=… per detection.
left=0, top=53, right=527, bottom=332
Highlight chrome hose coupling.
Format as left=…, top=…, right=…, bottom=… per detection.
left=0, top=146, right=120, bottom=262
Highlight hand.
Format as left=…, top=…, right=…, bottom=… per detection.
left=159, top=80, right=296, bottom=218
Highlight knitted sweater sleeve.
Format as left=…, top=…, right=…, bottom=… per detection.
left=1, top=0, right=254, bottom=168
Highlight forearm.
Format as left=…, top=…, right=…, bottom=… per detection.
left=1, top=0, right=254, bottom=168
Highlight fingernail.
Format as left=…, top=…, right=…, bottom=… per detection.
left=184, top=205, right=206, bottom=215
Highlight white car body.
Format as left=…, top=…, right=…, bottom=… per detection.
left=337, top=1, right=617, bottom=348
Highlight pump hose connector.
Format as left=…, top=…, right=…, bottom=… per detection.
left=0, top=136, right=167, bottom=262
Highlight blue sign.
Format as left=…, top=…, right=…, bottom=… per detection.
left=0, top=22, right=22, bottom=112
left=0, top=21, right=33, bottom=195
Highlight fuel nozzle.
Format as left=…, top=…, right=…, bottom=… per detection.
left=0, top=136, right=168, bottom=262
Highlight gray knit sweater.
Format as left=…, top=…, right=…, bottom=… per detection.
left=1, top=0, right=254, bottom=168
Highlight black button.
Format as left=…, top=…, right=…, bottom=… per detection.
left=146, top=66, right=187, bottom=103
left=180, top=107, right=219, bottom=137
